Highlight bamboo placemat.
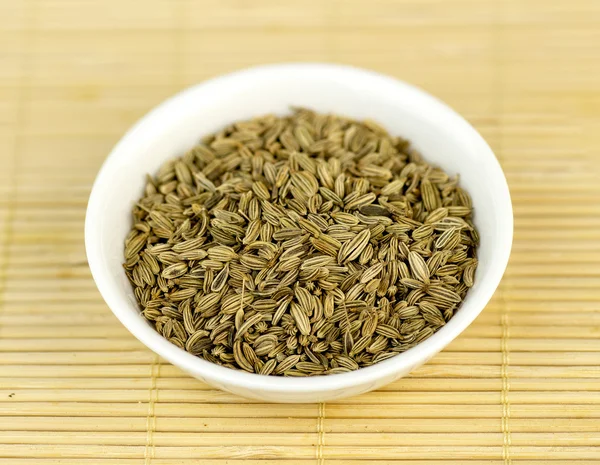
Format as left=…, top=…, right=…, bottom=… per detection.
left=1, top=0, right=600, bottom=463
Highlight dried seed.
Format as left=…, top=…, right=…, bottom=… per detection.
left=463, top=263, right=477, bottom=287
left=418, top=301, right=446, bottom=327
left=408, top=251, right=431, bottom=284
left=207, top=246, right=238, bottom=262
left=338, top=229, right=371, bottom=263
left=274, top=355, right=301, bottom=374
left=161, top=262, right=188, bottom=279
left=235, top=313, right=264, bottom=340
left=427, top=285, right=462, bottom=303
left=360, top=263, right=384, bottom=283
left=290, top=303, right=311, bottom=336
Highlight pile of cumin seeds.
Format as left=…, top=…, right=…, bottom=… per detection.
left=123, top=108, right=479, bottom=376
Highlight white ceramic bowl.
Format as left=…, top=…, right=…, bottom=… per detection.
left=86, top=63, right=512, bottom=403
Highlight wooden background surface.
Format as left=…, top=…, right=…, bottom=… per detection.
left=1, top=0, right=600, bottom=463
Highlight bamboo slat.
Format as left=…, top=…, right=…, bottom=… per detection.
left=0, top=461, right=596, bottom=465
left=1, top=0, right=600, bottom=462
left=0, top=431, right=599, bottom=447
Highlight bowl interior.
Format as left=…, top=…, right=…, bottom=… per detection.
left=86, top=63, right=512, bottom=393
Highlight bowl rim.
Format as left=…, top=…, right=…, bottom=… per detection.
left=85, top=62, right=513, bottom=393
